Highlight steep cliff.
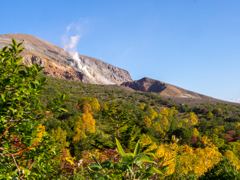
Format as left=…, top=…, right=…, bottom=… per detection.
left=0, top=34, right=132, bottom=84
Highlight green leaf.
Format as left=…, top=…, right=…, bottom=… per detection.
left=60, top=94, right=65, bottom=100
left=12, top=39, right=17, bottom=46
left=17, top=47, right=24, bottom=54
left=127, top=165, right=133, bottom=174
left=34, top=63, right=39, bottom=72
left=162, top=164, right=170, bottom=171
left=16, top=57, right=23, bottom=64
left=1, top=94, right=5, bottom=102
left=34, top=79, right=40, bottom=85
left=115, top=138, right=125, bottom=156
left=92, top=155, right=101, bottom=167
left=38, top=66, right=45, bottom=71
left=40, top=77, right=46, bottom=83
left=58, top=108, right=67, bottom=112
left=145, top=148, right=158, bottom=154
left=120, top=156, right=134, bottom=164
left=12, top=45, right=17, bottom=52
left=89, top=164, right=101, bottom=169
left=135, top=160, right=144, bottom=166
left=135, top=154, right=155, bottom=163
left=146, top=152, right=157, bottom=159
left=2, top=46, right=8, bottom=52
left=125, top=153, right=134, bottom=156
left=97, top=177, right=105, bottom=180
left=17, top=42, right=24, bottom=48
left=134, top=141, right=140, bottom=156
left=19, top=70, right=27, bottom=76
left=100, top=160, right=111, bottom=169
left=145, top=167, right=163, bottom=174
left=101, top=160, right=111, bottom=165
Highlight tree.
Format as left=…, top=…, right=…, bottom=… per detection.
left=149, top=107, right=158, bottom=119
left=0, top=40, right=66, bottom=179
left=77, top=97, right=100, bottom=113
left=140, top=102, right=145, bottom=110
left=161, top=107, right=169, bottom=116
left=172, top=127, right=193, bottom=144
left=211, top=134, right=224, bottom=148
left=144, top=116, right=151, bottom=127
left=206, top=111, right=213, bottom=119
left=51, top=126, right=75, bottom=166
left=190, top=112, right=198, bottom=125
left=193, top=128, right=200, bottom=137
left=177, top=137, right=222, bottom=177
left=75, top=98, right=98, bottom=137
left=83, top=111, right=95, bottom=133
left=51, top=126, right=70, bottom=149
left=102, top=103, right=133, bottom=138
left=153, top=122, right=164, bottom=134
left=73, top=116, right=87, bottom=142
left=82, top=102, right=92, bottom=114
left=162, top=116, right=169, bottom=129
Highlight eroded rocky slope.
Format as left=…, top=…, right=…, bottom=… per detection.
left=122, top=77, right=207, bottom=99
left=0, top=34, right=132, bottom=84
left=121, top=77, right=238, bottom=105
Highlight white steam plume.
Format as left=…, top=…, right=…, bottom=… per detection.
left=61, top=23, right=91, bottom=77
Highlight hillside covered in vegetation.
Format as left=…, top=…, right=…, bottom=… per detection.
left=2, top=40, right=240, bottom=179
left=38, top=74, right=240, bottom=179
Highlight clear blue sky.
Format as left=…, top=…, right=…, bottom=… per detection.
left=1, top=0, right=240, bottom=102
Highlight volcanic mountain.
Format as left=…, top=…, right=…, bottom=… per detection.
left=0, top=34, right=132, bottom=84
left=0, top=33, right=237, bottom=105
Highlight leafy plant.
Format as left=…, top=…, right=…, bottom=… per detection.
left=88, top=138, right=163, bottom=180
left=0, top=40, right=67, bottom=179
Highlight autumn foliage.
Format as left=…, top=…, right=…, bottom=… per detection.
left=2, top=40, right=240, bottom=179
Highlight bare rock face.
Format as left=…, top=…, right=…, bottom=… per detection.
left=0, top=34, right=132, bottom=84
left=21, top=54, right=91, bottom=83
left=122, top=77, right=167, bottom=92
left=22, top=55, right=46, bottom=67
left=122, top=77, right=204, bottom=99
left=80, top=55, right=132, bottom=84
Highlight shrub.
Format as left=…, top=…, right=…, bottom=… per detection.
left=0, top=40, right=66, bottom=179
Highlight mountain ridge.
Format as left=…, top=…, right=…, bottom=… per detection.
left=0, top=33, right=132, bottom=85
left=0, top=33, right=237, bottom=104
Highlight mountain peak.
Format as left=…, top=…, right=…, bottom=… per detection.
left=0, top=33, right=132, bottom=85
left=122, top=77, right=204, bottom=99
